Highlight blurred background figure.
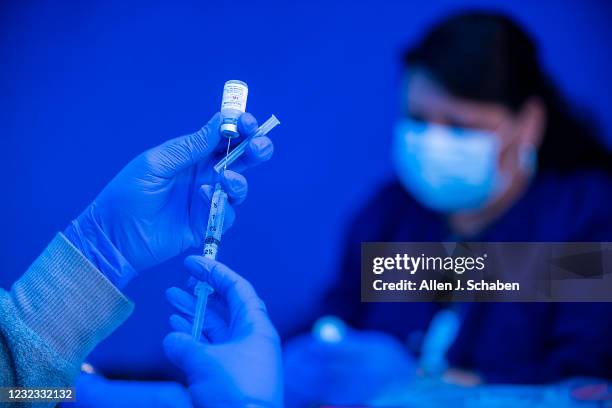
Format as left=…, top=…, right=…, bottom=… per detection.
left=284, top=11, right=612, bottom=406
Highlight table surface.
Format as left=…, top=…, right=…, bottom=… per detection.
left=371, top=377, right=611, bottom=407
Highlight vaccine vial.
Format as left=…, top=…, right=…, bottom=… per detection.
left=220, top=80, right=248, bottom=138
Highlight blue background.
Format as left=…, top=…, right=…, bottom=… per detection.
left=1, top=0, right=611, bottom=377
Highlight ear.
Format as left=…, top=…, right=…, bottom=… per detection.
left=516, top=97, right=546, bottom=148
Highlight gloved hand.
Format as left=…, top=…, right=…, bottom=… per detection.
left=64, top=112, right=273, bottom=288
left=163, top=256, right=283, bottom=408
left=61, top=372, right=192, bottom=408
left=284, top=326, right=415, bottom=406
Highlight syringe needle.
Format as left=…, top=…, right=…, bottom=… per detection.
left=223, top=137, right=232, bottom=172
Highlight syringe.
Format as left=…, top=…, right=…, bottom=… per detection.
left=191, top=114, right=281, bottom=342
left=191, top=183, right=226, bottom=341
left=213, top=115, right=281, bottom=173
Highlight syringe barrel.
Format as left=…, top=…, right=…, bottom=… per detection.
left=202, top=183, right=228, bottom=260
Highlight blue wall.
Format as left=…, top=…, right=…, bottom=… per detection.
left=1, top=0, right=611, bottom=376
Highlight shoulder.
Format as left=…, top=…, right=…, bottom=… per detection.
left=533, top=169, right=612, bottom=207
left=531, top=169, right=612, bottom=239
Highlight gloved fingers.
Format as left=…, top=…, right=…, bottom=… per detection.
left=167, top=287, right=231, bottom=342
left=198, top=184, right=239, bottom=220
left=167, top=286, right=222, bottom=321
left=186, top=276, right=198, bottom=289
left=193, top=168, right=248, bottom=206
left=163, top=332, right=209, bottom=376
left=184, top=255, right=278, bottom=340
left=169, top=314, right=193, bottom=335
left=144, top=113, right=222, bottom=179
left=204, top=294, right=232, bottom=334
left=187, top=185, right=210, bottom=249
left=169, top=310, right=230, bottom=343
left=200, top=184, right=236, bottom=229
left=227, top=136, right=274, bottom=173
left=238, top=112, right=259, bottom=138
left=191, top=112, right=272, bottom=174
left=201, top=307, right=231, bottom=342
left=192, top=184, right=236, bottom=243
left=199, top=184, right=215, bottom=201
left=219, top=170, right=248, bottom=205
left=184, top=255, right=262, bottom=313
left=166, top=287, right=197, bottom=317
left=185, top=279, right=233, bottom=300
left=190, top=118, right=269, bottom=182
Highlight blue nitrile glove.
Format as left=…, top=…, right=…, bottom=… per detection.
left=64, top=112, right=274, bottom=289
left=163, top=256, right=283, bottom=408
left=283, top=326, right=416, bottom=406
left=60, top=372, right=192, bottom=408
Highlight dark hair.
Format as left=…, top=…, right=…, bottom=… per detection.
left=403, top=11, right=611, bottom=172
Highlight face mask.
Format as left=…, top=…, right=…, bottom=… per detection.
left=392, top=119, right=510, bottom=213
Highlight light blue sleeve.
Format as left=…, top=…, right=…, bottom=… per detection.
left=0, top=233, right=134, bottom=408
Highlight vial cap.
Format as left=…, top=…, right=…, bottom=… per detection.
left=220, top=123, right=239, bottom=138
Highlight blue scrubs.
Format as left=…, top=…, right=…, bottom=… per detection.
left=322, top=170, right=612, bottom=383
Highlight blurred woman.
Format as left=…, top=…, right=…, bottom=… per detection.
left=285, top=11, right=612, bottom=405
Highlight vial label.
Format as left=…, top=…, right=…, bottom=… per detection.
left=221, top=81, right=248, bottom=113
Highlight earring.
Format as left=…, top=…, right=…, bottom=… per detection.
left=517, top=143, right=537, bottom=174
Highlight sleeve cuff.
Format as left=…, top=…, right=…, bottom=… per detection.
left=9, top=233, right=134, bottom=366
left=64, top=205, right=137, bottom=290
